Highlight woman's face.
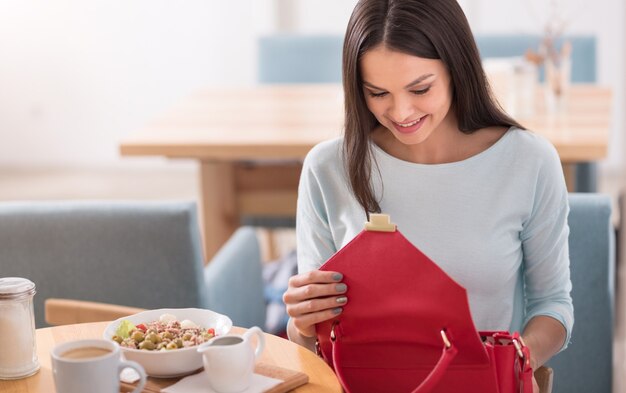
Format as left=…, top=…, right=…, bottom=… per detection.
left=360, top=45, right=454, bottom=146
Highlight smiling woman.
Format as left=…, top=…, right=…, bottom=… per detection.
left=341, top=0, right=523, bottom=212
left=360, top=50, right=453, bottom=153
left=283, top=1, right=573, bottom=392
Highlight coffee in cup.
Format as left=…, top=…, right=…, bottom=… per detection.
left=51, top=339, right=146, bottom=393
left=61, top=346, right=112, bottom=360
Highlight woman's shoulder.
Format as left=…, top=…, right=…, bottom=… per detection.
left=508, top=127, right=556, bottom=152
left=303, top=137, right=344, bottom=169
left=502, top=127, right=565, bottom=186
left=503, top=127, right=560, bottom=162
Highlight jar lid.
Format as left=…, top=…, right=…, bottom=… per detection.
left=0, top=277, right=36, bottom=299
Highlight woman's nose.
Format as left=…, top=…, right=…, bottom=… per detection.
left=388, top=97, right=414, bottom=123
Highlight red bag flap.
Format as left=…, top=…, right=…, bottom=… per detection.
left=317, top=229, right=490, bottom=367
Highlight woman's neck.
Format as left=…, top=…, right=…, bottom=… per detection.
left=372, top=121, right=508, bottom=165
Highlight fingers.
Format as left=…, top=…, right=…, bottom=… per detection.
left=283, top=270, right=345, bottom=304
left=284, top=281, right=347, bottom=304
left=288, top=270, right=343, bottom=288
left=291, top=306, right=345, bottom=337
left=286, top=293, right=348, bottom=318
left=283, top=270, right=348, bottom=338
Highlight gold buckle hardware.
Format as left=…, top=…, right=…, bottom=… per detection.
left=330, top=321, right=337, bottom=342
left=364, top=214, right=397, bottom=232
left=440, top=330, right=451, bottom=349
left=512, top=338, right=524, bottom=359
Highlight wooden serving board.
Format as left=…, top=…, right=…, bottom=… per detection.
left=120, top=363, right=309, bottom=393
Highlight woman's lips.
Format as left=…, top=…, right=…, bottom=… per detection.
left=391, top=115, right=427, bottom=134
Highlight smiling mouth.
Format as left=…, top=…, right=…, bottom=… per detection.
left=394, top=116, right=425, bottom=128
left=390, top=115, right=427, bottom=134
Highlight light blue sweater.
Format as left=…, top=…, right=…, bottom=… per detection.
left=296, top=128, right=573, bottom=347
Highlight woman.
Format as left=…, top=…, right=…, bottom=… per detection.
left=283, top=0, right=572, bottom=390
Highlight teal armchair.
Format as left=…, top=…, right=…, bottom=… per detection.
left=547, top=194, right=614, bottom=392
left=0, top=201, right=266, bottom=329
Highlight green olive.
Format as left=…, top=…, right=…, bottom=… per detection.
left=112, top=335, right=123, bottom=344
left=131, top=331, right=145, bottom=343
left=146, top=333, right=161, bottom=344
left=139, top=340, right=155, bottom=350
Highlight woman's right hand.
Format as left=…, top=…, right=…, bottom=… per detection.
left=283, top=270, right=348, bottom=338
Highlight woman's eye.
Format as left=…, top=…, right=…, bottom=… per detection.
left=367, top=91, right=388, bottom=98
left=411, top=87, right=430, bottom=95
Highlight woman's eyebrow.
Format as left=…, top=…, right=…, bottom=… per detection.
left=404, top=74, right=435, bottom=88
left=363, top=74, right=435, bottom=91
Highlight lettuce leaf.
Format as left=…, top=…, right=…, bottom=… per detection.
left=115, top=320, right=136, bottom=339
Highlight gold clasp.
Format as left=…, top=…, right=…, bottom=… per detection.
left=512, top=338, right=524, bottom=359
left=364, top=214, right=397, bottom=232
left=440, top=330, right=451, bottom=349
left=330, top=321, right=338, bottom=342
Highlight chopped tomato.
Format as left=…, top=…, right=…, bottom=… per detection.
left=207, top=328, right=215, bottom=336
left=136, top=323, right=147, bottom=332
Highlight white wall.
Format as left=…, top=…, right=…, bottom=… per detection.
left=288, top=0, right=357, bottom=33
left=0, top=0, right=273, bottom=166
left=0, top=0, right=623, bottom=170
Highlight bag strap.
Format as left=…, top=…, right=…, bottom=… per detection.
left=512, top=333, right=533, bottom=393
left=330, top=323, right=458, bottom=393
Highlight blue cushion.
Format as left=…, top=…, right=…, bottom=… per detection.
left=204, top=227, right=266, bottom=328
left=0, top=201, right=210, bottom=328
left=548, top=194, right=614, bottom=392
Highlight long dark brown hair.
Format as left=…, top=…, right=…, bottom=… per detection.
left=342, top=0, right=523, bottom=213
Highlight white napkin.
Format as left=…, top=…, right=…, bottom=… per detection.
left=162, top=371, right=282, bottom=393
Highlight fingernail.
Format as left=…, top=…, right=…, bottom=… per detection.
left=336, top=296, right=347, bottom=304
left=332, top=307, right=343, bottom=315
left=332, top=273, right=343, bottom=281
left=335, top=283, right=347, bottom=293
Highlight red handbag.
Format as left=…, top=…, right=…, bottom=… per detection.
left=315, top=214, right=533, bottom=393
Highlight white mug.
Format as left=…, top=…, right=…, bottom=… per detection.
left=51, top=339, right=146, bottom=393
left=197, top=326, right=265, bottom=393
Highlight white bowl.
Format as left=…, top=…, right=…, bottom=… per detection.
left=103, top=308, right=232, bottom=377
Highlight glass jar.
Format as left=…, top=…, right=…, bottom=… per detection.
left=0, top=277, right=40, bottom=379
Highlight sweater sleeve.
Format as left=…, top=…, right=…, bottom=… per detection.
left=295, top=151, right=338, bottom=274
left=520, top=143, right=574, bottom=350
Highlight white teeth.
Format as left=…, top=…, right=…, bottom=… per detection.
left=397, top=116, right=423, bottom=127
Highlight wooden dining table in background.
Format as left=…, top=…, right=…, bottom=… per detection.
left=119, top=84, right=612, bottom=259
left=0, top=322, right=342, bottom=393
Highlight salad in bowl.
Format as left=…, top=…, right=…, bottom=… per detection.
left=103, top=308, right=232, bottom=377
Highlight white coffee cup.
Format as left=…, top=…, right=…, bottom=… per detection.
left=197, top=326, right=265, bottom=393
left=51, top=339, right=146, bottom=393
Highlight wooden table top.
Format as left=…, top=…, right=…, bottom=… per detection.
left=0, top=322, right=342, bottom=393
left=119, top=83, right=611, bottom=163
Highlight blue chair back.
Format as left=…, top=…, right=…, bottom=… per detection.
left=474, top=35, right=596, bottom=82
left=547, top=194, right=614, bottom=392
left=0, top=201, right=210, bottom=328
left=204, top=226, right=266, bottom=328
left=257, top=34, right=596, bottom=83
left=258, top=34, right=343, bottom=83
